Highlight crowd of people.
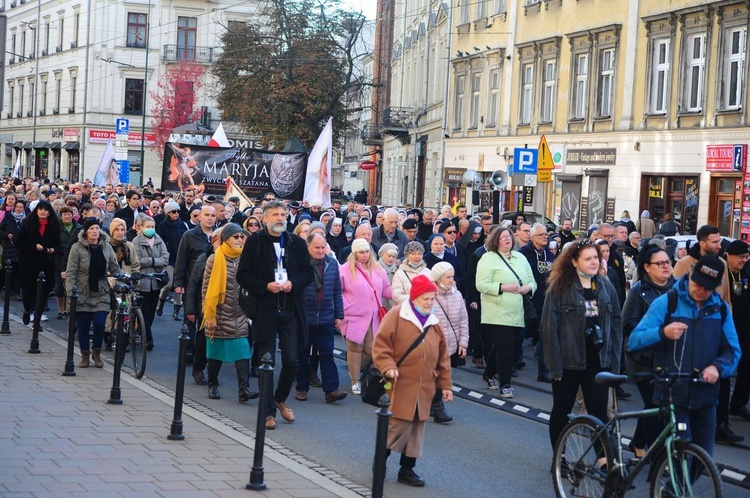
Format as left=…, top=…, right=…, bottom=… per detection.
left=0, top=176, right=746, bottom=487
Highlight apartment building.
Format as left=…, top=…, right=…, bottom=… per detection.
left=1, top=0, right=259, bottom=184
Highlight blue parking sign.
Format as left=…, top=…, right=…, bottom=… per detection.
left=513, top=148, right=538, bottom=174
left=116, top=118, right=129, bottom=135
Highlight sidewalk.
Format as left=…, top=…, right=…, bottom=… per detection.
left=0, top=320, right=366, bottom=498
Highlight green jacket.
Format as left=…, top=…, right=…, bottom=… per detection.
left=476, top=250, right=537, bottom=327
left=66, top=231, right=121, bottom=313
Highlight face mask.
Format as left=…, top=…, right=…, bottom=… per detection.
left=577, top=269, right=595, bottom=279
left=414, top=304, right=433, bottom=317
left=143, top=228, right=155, bottom=238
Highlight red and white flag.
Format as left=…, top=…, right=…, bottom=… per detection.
left=208, top=122, right=231, bottom=148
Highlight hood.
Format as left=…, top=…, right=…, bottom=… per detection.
left=457, top=221, right=481, bottom=249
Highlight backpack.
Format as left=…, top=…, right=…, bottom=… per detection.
left=664, top=288, right=727, bottom=325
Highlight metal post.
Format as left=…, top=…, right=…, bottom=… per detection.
left=1, top=260, right=12, bottom=334
left=371, top=393, right=392, bottom=498
left=107, top=300, right=127, bottom=404
left=28, top=271, right=45, bottom=353
left=246, top=353, right=273, bottom=491
left=167, top=324, right=191, bottom=440
left=62, top=285, right=78, bottom=376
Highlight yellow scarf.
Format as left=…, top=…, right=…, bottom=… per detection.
left=202, top=242, right=243, bottom=334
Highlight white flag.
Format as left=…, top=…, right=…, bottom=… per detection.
left=304, top=117, right=332, bottom=206
left=208, top=123, right=231, bottom=148
left=93, top=139, right=118, bottom=186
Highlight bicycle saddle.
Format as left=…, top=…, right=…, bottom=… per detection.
left=594, top=371, right=628, bottom=387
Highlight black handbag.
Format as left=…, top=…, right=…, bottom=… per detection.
left=360, top=325, right=432, bottom=406
left=498, top=253, right=537, bottom=322
left=238, top=287, right=257, bottom=320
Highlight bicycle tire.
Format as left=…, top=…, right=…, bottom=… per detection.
left=552, top=418, right=615, bottom=498
left=649, top=440, right=723, bottom=498
left=129, top=308, right=147, bottom=379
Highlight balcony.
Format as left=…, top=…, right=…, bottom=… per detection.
left=381, top=107, right=414, bottom=145
left=41, top=49, right=47, bottom=56
left=360, top=123, right=383, bottom=146
left=28, top=53, right=35, bottom=60
left=39, top=109, right=45, bottom=116
left=8, top=57, right=14, bottom=65
left=5, top=113, right=11, bottom=119
left=162, top=44, right=215, bottom=64
left=70, top=41, right=78, bottom=49
left=15, top=112, right=21, bottom=118
left=68, top=107, right=75, bottom=114
left=55, top=45, right=62, bottom=53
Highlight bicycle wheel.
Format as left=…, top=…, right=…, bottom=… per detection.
left=650, top=440, right=723, bottom=498
left=552, top=418, right=615, bottom=498
left=129, top=308, right=147, bottom=379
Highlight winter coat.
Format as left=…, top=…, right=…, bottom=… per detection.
left=424, top=250, right=465, bottom=293
left=637, top=217, right=656, bottom=239
left=0, top=214, right=24, bottom=262
left=433, top=285, right=469, bottom=356
left=109, top=239, right=140, bottom=276
left=673, top=246, right=732, bottom=309
left=304, top=255, right=344, bottom=327
left=373, top=303, right=451, bottom=422
left=173, top=225, right=212, bottom=290
left=201, top=253, right=247, bottom=339
left=157, top=217, right=188, bottom=266
left=133, top=234, right=170, bottom=293
left=184, top=250, right=211, bottom=319
left=372, top=225, right=409, bottom=257
left=65, top=231, right=121, bottom=313
left=391, top=261, right=431, bottom=305
left=56, top=223, right=79, bottom=271
left=476, top=251, right=537, bottom=328
left=16, top=217, right=61, bottom=282
left=541, top=275, right=622, bottom=379
left=628, top=276, right=740, bottom=409
left=339, top=261, right=393, bottom=343
left=518, top=242, right=555, bottom=311
left=465, top=245, right=488, bottom=305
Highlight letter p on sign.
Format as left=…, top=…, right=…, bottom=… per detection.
left=513, top=148, right=538, bottom=175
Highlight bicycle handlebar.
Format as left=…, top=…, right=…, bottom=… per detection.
left=106, top=271, right=168, bottom=283
left=632, top=368, right=706, bottom=384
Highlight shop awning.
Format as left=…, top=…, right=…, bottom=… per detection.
left=48, top=142, right=62, bottom=149
left=12, top=141, right=22, bottom=148
left=62, top=142, right=79, bottom=150
left=32, top=141, right=49, bottom=149
left=22, top=142, right=32, bottom=149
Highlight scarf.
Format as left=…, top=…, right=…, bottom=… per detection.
left=202, top=242, right=243, bottom=335
left=379, top=259, right=397, bottom=274
left=110, top=239, right=131, bottom=266
left=88, top=243, right=107, bottom=292
left=312, top=257, right=325, bottom=307
left=62, top=221, right=74, bottom=232
left=11, top=211, right=25, bottom=223
left=38, top=217, right=48, bottom=237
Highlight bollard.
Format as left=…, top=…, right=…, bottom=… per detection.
left=107, top=300, right=127, bottom=405
left=28, top=272, right=45, bottom=354
left=371, top=393, right=392, bottom=498
left=167, top=324, right=191, bottom=440
left=1, top=260, right=11, bottom=334
left=62, top=285, right=78, bottom=377
left=246, top=352, right=274, bottom=491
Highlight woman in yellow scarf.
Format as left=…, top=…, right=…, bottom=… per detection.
left=201, top=223, right=258, bottom=402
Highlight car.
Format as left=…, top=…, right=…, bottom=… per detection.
left=500, top=211, right=557, bottom=233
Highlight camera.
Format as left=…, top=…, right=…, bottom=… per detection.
left=586, top=324, right=604, bottom=350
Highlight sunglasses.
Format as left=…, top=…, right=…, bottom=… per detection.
left=247, top=223, right=259, bottom=227
left=231, top=234, right=246, bottom=240
left=443, top=230, right=456, bottom=234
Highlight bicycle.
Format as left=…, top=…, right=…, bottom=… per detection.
left=551, top=369, right=723, bottom=498
left=108, top=272, right=166, bottom=379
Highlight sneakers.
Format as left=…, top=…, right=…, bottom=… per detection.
left=715, top=422, right=745, bottom=444
left=325, top=390, right=347, bottom=403
left=481, top=374, right=499, bottom=390
left=351, top=382, right=361, bottom=395
left=30, top=313, right=48, bottom=322
left=498, top=385, right=514, bottom=399
left=275, top=401, right=295, bottom=422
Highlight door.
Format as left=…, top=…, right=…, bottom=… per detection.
left=709, top=177, right=739, bottom=237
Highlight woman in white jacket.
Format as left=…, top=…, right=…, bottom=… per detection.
left=391, top=241, right=431, bottom=305
left=429, top=261, right=468, bottom=423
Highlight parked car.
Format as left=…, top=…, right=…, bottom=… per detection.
left=500, top=211, right=557, bottom=233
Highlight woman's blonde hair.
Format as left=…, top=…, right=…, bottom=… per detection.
left=293, top=219, right=311, bottom=236
left=346, top=245, right=379, bottom=279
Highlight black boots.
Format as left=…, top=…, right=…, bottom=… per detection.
left=207, top=360, right=221, bottom=399
left=397, top=455, right=424, bottom=487
left=236, top=359, right=259, bottom=403
left=430, top=392, right=452, bottom=423
left=173, top=305, right=182, bottom=321
left=156, top=299, right=165, bottom=317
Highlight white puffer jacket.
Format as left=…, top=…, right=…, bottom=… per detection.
left=391, top=261, right=431, bottom=305
left=433, top=285, right=469, bottom=356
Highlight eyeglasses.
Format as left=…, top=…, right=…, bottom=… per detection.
left=533, top=233, right=548, bottom=238
left=443, top=230, right=456, bottom=234
left=231, top=234, right=246, bottom=240
left=600, top=234, right=615, bottom=240
left=647, top=260, right=672, bottom=268
left=499, top=235, right=513, bottom=240
left=520, top=229, right=531, bottom=234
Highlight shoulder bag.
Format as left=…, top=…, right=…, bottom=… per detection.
left=360, top=325, right=432, bottom=406
left=498, top=252, right=537, bottom=322
left=435, top=296, right=465, bottom=367
left=357, top=266, right=388, bottom=320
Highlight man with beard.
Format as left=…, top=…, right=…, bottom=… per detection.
left=673, top=225, right=731, bottom=305
left=558, top=218, right=576, bottom=247
left=179, top=189, right=197, bottom=222
left=418, top=209, right=435, bottom=241
left=237, top=201, right=314, bottom=430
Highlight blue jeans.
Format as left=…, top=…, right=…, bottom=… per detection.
left=77, top=310, right=108, bottom=352
left=296, top=323, right=339, bottom=394
left=674, top=405, right=717, bottom=457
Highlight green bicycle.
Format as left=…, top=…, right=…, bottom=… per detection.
left=552, top=370, right=723, bottom=498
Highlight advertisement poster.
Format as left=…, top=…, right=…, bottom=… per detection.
left=161, top=143, right=308, bottom=200
left=741, top=166, right=750, bottom=242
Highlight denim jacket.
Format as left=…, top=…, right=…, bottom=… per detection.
left=541, top=275, right=622, bottom=379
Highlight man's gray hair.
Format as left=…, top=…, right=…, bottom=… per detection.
left=628, top=231, right=641, bottom=241
left=263, top=200, right=287, bottom=214
left=355, top=223, right=372, bottom=237
left=530, top=222, right=546, bottom=235
left=134, top=212, right=151, bottom=226
left=383, top=207, right=399, bottom=219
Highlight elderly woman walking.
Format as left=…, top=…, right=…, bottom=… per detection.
left=373, top=275, right=452, bottom=487
left=391, top=241, right=431, bottom=305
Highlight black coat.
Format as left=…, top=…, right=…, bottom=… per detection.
left=114, top=206, right=146, bottom=230
left=424, top=250, right=465, bottom=293
left=16, top=218, right=61, bottom=283
left=236, top=229, right=314, bottom=344
left=0, top=214, right=24, bottom=262
left=173, top=226, right=211, bottom=290
left=157, top=217, right=188, bottom=266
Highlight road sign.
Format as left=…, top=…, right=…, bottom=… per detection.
left=513, top=147, right=538, bottom=174
left=538, top=170, right=552, bottom=183
left=538, top=135, right=554, bottom=170
left=116, top=118, right=130, bottom=135
left=117, top=160, right=130, bottom=183
left=524, top=174, right=537, bottom=187
left=733, top=144, right=748, bottom=172
left=551, top=145, right=566, bottom=170
left=115, top=146, right=128, bottom=161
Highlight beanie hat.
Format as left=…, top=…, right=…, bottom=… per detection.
left=691, top=255, right=724, bottom=291
left=84, top=217, right=102, bottom=232
left=310, top=221, right=327, bottom=233
left=409, top=274, right=438, bottom=301
left=351, top=238, right=370, bottom=254
left=725, top=239, right=749, bottom=256
left=220, top=222, right=244, bottom=242
left=430, top=261, right=454, bottom=283
left=109, top=217, right=126, bottom=235
left=164, top=200, right=180, bottom=214
left=378, top=243, right=398, bottom=258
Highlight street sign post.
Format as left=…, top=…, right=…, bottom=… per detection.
left=538, top=135, right=554, bottom=170
left=513, top=148, right=538, bottom=174
left=117, top=160, right=130, bottom=184
left=116, top=118, right=130, bottom=135
left=538, top=170, right=552, bottom=182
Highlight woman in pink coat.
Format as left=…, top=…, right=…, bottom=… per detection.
left=340, top=237, right=393, bottom=394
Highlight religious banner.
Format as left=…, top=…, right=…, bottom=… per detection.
left=161, top=143, right=308, bottom=199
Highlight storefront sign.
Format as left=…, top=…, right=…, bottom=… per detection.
left=579, top=197, right=589, bottom=229
left=443, top=167, right=465, bottom=185
left=649, top=183, right=663, bottom=198
left=605, top=198, right=616, bottom=223
left=523, top=186, right=534, bottom=205
left=566, top=148, right=617, bottom=165
left=63, top=129, right=79, bottom=142
left=89, top=129, right=157, bottom=147
left=741, top=170, right=750, bottom=242
left=705, top=144, right=747, bottom=172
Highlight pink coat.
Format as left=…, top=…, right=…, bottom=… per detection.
left=340, top=261, right=393, bottom=344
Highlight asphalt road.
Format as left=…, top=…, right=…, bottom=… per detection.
left=23, top=297, right=750, bottom=497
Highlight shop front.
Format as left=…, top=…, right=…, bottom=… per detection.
left=640, top=175, right=699, bottom=235
left=442, top=167, right=466, bottom=207
left=704, top=144, right=746, bottom=238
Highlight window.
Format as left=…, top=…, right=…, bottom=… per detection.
left=572, top=54, right=588, bottom=119
left=724, top=27, right=746, bottom=110
left=476, top=0, right=487, bottom=20
left=18, top=83, right=24, bottom=114
left=127, top=13, right=147, bottom=48
left=124, top=78, right=144, bottom=115
left=597, top=48, right=615, bottom=117
left=55, top=78, right=61, bottom=110
left=44, top=21, right=49, bottom=54
left=58, top=17, right=64, bottom=48
left=650, top=39, right=669, bottom=114
left=20, top=30, right=25, bottom=59
left=29, top=81, right=34, bottom=112
left=469, top=72, right=481, bottom=128
left=541, top=60, right=556, bottom=122
left=11, top=33, right=16, bottom=59
left=487, top=69, right=500, bottom=127
left=493, top=0, right=506, bottom=14
left=40, top=80, right=47, bottom=113
left=684, top=34, right=705, bottom=112
left=9, top=86, right=14, bottom=116
left=70, top=76, right=76, bottom=110
left=459, top=0, right=469, bottom=24
left=454, top=74, right=465, bottom=129
left=177, top=16, right=197, bottom=60
left=520, top=63, right=534, bottom=124
left=73, top=12, right=79, bottom=45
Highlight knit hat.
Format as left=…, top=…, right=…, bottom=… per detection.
left=430, top=261, right=454, bottom=283
left=725, top=240, right=749, bottom=256
left=109, top=217, right=126, bottom=235
left=310, top=221, right=326, bottom=233
left=409, top=274, right=437, bottom=301
left=691, top=255, right=724, bottom=291
left=210, top=226, right=227, bottom=245
left=83, top=217, right=102, bottom=232
left=299, top=213, right=313, bottom=223
left=404, top=240, right=425, bottom=255
left=164, top=200, right=180, bottom=214
left=378, top=243, right=398, bottom=258
left=351, top=238, right=370, bottom=253
left=220, top=222, right=244, bottom=242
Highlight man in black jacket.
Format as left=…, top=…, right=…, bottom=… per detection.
left=114, top=190, right=147, bottom=230
left=237, top=201, right=314, bottom=430
left=173, top=205, right=216, bottom=384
